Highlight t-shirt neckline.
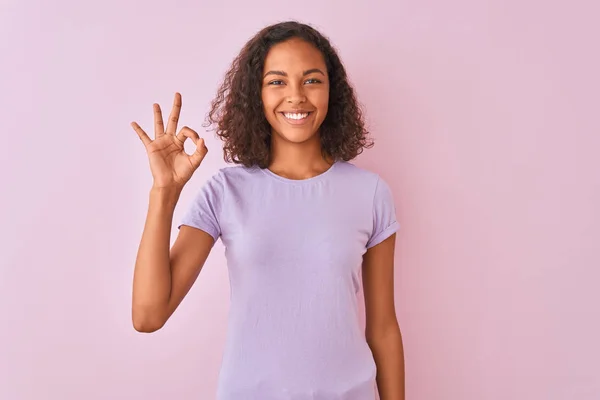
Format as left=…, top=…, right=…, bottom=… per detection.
left=260, top=160, right=339, bottom=184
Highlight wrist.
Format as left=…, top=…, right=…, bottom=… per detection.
left=149, top=185, right=183, bottom=206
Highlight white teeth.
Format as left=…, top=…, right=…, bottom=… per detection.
left=283, top=112, right=309, bottom=120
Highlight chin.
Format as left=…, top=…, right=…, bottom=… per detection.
left=277, top=128, right=318, bottom=143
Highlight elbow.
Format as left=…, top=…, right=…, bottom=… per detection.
left=132, top=308, right=166, bottom=333
left=366, top=321, right=402, bottom=345
left=132, top=320, right=161, bottom=333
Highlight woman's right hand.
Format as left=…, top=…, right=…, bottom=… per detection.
left=131, top=92, right=208, bottom=189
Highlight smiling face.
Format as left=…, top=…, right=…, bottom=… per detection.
left=261, top=38, right=330, bottom=144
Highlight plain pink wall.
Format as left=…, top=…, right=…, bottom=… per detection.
left=1, top=0, right=599, bottom=399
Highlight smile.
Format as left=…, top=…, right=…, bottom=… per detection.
left=280, top=112, right=313, bottom=125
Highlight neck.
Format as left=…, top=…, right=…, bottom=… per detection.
left=267, top=132, right=334, bottom=180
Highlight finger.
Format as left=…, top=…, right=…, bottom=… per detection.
left=131, top=122, right=152, bottom=147
left=175, top=124, right=198, bottom=145
left=153, top=103, right=165, bottom=138
left=165, top=92, right=182, bottom=136
left=176, top=127, right=207, bottom=168
left=189, top=137, right=208, bottom=168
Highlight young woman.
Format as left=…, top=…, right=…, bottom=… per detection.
left=131, top=21, right=404, bottom=400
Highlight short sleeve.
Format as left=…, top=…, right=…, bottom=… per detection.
left=366, top=175, right=400, bottom=249
left=177, top=170, right=224, bottom=242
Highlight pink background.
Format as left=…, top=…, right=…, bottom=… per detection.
left=1, top=0, right=599, bottom=399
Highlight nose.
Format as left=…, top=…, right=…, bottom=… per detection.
left=286, top=83, right=306, bottom=104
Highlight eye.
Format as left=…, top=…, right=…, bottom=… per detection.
left=305, top=78, right=321, bottom=84
left=268, top=80, right=285, bottom=85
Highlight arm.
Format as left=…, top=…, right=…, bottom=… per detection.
left=362, top=233, right=405, bottom=400
left=131, top=185, right=215, bottom=333
left=130, top=92, right=212, bottom=333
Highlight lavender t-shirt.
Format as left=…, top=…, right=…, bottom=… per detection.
left=178, top=160, right=400, bottom=400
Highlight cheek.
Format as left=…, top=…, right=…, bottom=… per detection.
left=316, top=97, right=329, bottom=120
left=309, top=88, right=329, bottom=111
left=262, top=87, right=281, bottom=105
left=261, top=94, right=281, bottom=128
left=261, top=92, right=277, bottom=117
left=261, top=91, right=271, bottom=110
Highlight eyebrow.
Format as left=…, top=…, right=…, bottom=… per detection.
left=263, top=68, right=326, bottom=78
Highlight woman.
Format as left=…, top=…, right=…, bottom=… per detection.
left=131, top=20, right=405, bottom=400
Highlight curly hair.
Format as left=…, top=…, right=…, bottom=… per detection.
left=204, top=21, right=374, bottom=169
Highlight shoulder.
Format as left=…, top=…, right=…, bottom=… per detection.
left=184, top=165, right=254, bottom=211
left=214, top=163, right=263, bottom=185
left=334, top=161, right=384, bottom=188
left=335, top=162, right=396, bottom=210
left=201, top=163, right=261, bottom=185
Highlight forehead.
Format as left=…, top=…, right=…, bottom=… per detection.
left=263, top=38, right=326, bottom=71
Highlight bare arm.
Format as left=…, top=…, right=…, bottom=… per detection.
left=131, top=187, right=215, bottom=332
left=130, top=92, right=210, bottom=332
left=363, top=233, right=405, bottom=400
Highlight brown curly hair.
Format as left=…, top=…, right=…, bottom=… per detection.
left=204, top=21, right=374, bottom=169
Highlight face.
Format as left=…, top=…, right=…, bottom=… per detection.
left=261, top=38, right=330, bottom=144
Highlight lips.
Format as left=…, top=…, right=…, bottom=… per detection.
left=280, top=111, right=312, bottom=125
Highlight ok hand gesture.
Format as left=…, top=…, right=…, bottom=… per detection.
left=131, top=93, right=208, bottom=189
